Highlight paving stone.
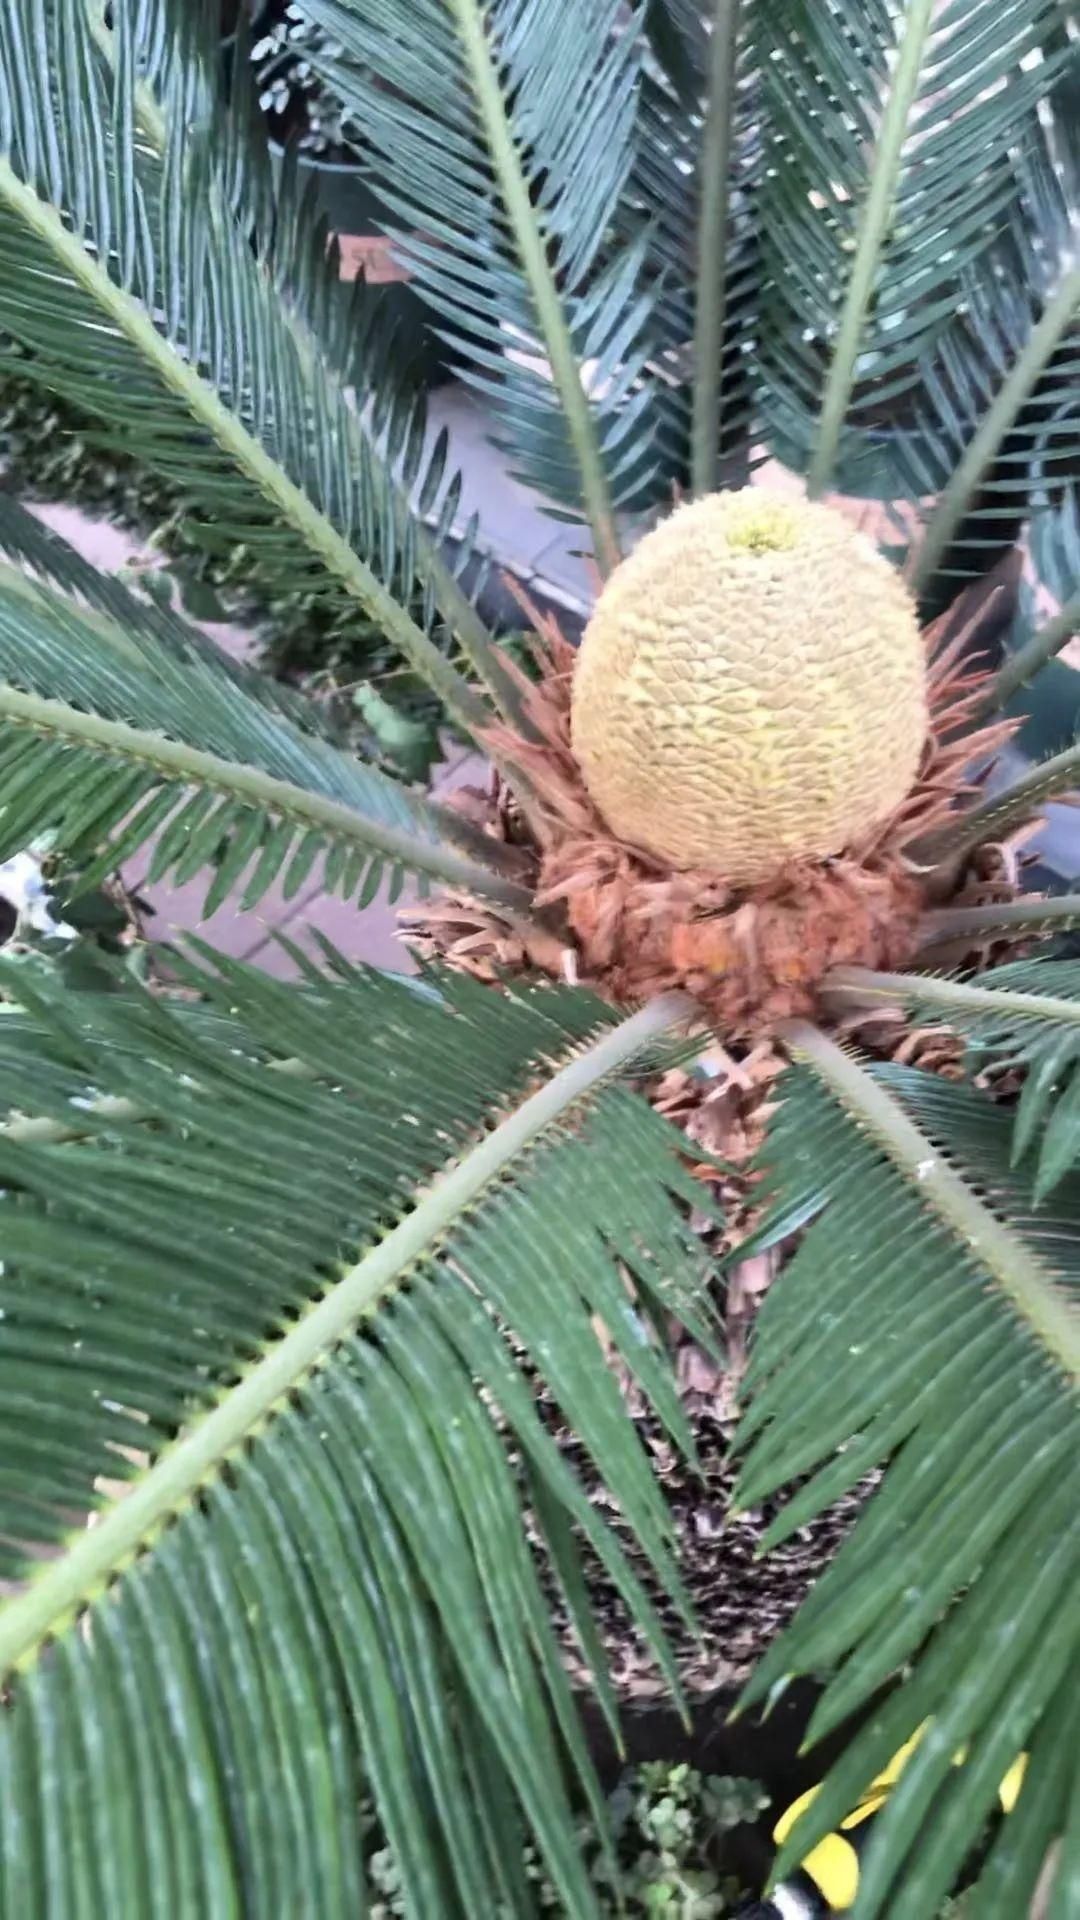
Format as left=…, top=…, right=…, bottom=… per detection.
left=529, top=525, right=597, bottom=611
left=247, top=870, right=417, bottom=980
left=30, top=502, right=147, bottom=573
left=425, top=385, right=576, bottom=579
left=28, top=502, right=259, bottom=663
left=126, top=856, right=329, bottom=965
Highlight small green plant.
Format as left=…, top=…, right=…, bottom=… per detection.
left=359, top=1764, right=770, bottom=1919
left=601, top=1764, right=768, bottom=1917
left=251, top=0, right=352, bottom=154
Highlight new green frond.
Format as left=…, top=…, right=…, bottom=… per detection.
left=0, top=958, right=711, bottom=1917
left=690, top=0, right=744, bottom=495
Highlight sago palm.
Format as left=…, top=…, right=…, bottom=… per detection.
left=0, top=1, right=1076, bottom=1915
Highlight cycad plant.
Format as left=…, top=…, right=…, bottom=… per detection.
left=0, top=2, right=1077, bottom=1915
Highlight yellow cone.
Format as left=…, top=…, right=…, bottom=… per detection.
left=571, top=490, right=928, bottom=881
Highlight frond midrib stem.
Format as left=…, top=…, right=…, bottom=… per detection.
left=690, top=0, right=742, bottom=496
left=0, top=990, right=693, bottom=1673
left=825, top=964, right=1080, bottom=1030
left=447, top=0, right=621, bottom=576
left=808, top=0, right=935, bottom=496
left=0, top=680, right=533, bottom=906
left=782, top=1019, right=1080, bottom=1386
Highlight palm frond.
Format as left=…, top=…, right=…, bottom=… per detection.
left=905, top=97, right=1080, bottom=597
left=0, top=955, right=713, bottom=1918
left=990, top=484, right=1080, bottom=708
left=136, top=0, right=525, bottom=729
left=754, top=0, right=1070, bottom=494
left=735, top=1028, right=1080, bottom=1920
left=829, top=958, right=1080, bottom=1201
left=0, top=541, right=530, bottom=914
left=295, top=0, right=666, bottom=551
left=0, top=0, right=507, bottom=735
left=906, top=731, right=1080, bottom=867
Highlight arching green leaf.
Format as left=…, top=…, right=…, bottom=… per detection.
left=0, top=959, right=710, bottom=1918
left=736, top=1032, right=1080, bottom=1919
left=0, top=548, right=530, bottom=914
left=0, top=0, right=502, bottom=733
left=754, top=0, right=1070, bottom=494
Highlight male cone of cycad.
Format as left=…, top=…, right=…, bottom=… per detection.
left=571, top=491, right=929, bottom=881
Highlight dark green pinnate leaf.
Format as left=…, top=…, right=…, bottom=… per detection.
left=0, top=957, right=712, bottom=1918
left=0, top=549, right=526, bottom=913
left=0, top=0, right=500, bottom=731
left=734, top=1045, right=1080, bottom=1919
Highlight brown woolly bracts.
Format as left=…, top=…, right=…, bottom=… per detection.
left=404, top=597, right=1018, bottom=1037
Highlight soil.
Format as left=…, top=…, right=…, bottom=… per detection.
left=541, top=1382, right=875, bottom=1702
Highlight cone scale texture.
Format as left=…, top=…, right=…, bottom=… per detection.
left=571, top=491, right=928, bottom=882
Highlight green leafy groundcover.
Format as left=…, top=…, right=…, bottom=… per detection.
left=362, top=1762, right=770, bottom=1919
left=356, top=1759, right=973, bottom=1918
